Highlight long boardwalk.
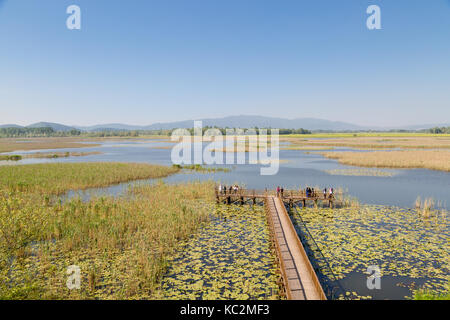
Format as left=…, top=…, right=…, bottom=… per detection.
left=216, top=188, right=340, bottom=208
left=216, top=188, right=330, bottom=300
left=266, top=196, right=326, bottom=300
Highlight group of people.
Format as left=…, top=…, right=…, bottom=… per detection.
left=275, top=186, right=334, bottom=198
left=322, top=187, right=334, bottom=199
left=276, top=186, right=284, bottom=197
left=304, top=186, right=334, bottom=198
left=218, top=184, right=241, bottom=194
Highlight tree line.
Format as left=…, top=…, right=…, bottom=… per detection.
left=179, top=126, right=312, bottom=136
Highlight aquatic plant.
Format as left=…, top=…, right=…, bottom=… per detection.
left=413, top=282, right=450, bottom=300
left=174, top=164, right=231, bottom=173
left=155, top=204, right=281, bottom=300
left=290, top=204, right=449, bottom=299
left=21, top=151, right=101, bottom=159
left=0, top=155, right=22, bottom=161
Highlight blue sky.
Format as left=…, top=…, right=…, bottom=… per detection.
left=0, top=0, right=449, bottom=127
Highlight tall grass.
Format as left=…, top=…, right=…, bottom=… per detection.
left=282, top=136, right=450, bottom=149
left=320, top=150, right=450, bottom=172
left=0, top=175, right=215, bottom=299
left=0, top=137, right=101, bottom=153
left=413, top=282, right=450, bottom=300
left=0, top=162, right=180, bottom=194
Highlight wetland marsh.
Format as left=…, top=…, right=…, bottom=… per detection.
left=0, top=134, right=448, bottom=300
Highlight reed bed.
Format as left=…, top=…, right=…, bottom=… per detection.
left=281, top=136, right=450, bottom=150
left=0, top=137, right=101, bottom=153
left=319, top=150, right=450, bottom=172
left=325, top=168, right=395, bottom=177
left=413, top=283, right=450, bottom=300
left=0, top=152, right=102, bottom=162
left=173, top=164, right=231, bottom=173
left=0, top=162, right=180, bottom=195
left=0, top=175, right=215, bottom=299
left=23, top=151, right=102, bottom=159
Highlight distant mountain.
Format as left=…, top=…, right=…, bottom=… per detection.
left=395, top=123, right=450, bottom=130
left=141, top=116, right=367, bottom=131
left=1, top=116, right=449, bottom=132
left=27, top=122, right=78, bottom=132
left=76, top=124, right=148, bottom=131
left=0, top=124, right=24, bottom=128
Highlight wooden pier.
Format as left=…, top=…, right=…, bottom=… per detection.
left=215, top=188, right=340, bottom=208
left=215, top=188, right=331, bottom=300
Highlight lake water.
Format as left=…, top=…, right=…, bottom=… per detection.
left=3, top=139, right=449, bottom=209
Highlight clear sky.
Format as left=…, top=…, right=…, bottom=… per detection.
left=0, top=0, right=449, bottom=127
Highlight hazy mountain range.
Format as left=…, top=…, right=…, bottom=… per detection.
left=1, top=116, right=449, bottom=132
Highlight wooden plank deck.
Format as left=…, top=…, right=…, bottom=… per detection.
left=215, top=187, right=328, bottom=300
left=266, top=196, right=326, bottom=300
left=215, top=188, right=341, bottom=208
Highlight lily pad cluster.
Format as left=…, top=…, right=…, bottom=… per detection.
left=155, top=204, right=281, bottom=300
left=291, top=205, right=449, bottom=299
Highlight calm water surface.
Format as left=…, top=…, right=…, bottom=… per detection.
left=3, top=139, right=448, bottom=209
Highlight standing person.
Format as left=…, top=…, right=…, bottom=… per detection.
left=229, top=186, right=233, bottom=194
left=311, top=187, right=315, bottom=197
left=280, top=187, right=284, bottom=198
left=218, top=184, right=222, bottom=194
left=323, top=188, right=327, bottom=199
left=276, top=186, right=280, bottom=197
left=329, top=187, right=334, bottom=198
left=223, top=185, right=227, bottom=195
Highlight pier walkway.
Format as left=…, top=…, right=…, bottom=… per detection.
left=215, top=188, right=329, bottom=300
